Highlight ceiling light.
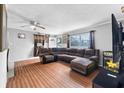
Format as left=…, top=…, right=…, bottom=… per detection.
left=30, top=25, right=36, bottom=30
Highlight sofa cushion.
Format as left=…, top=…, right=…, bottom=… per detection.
left=71, top=58, right=93, bottom=70
left=76, top=49, right=85, bottom=57
left=51, top=48, right=67, bottom=54
left=57, top=54, right=76, bottom=62
left=57, top=54, right=80, bottom=58
left=66, top=48, right=77, bottom=55
left=52, top=48, right=67, bottom=54
left=89, top=56, right=98, bottom=62
left=38, top=47, right=49, bottom=53
left=51, top=48, right=58, bottom=52
left=84, top=49, right=95, bottom=58
left=44, top=55, right=54, bottom=61
left=66, top=48, right=72, bottom=55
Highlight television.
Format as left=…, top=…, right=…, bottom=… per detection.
left=112, top=14, right=122, bottom=63
left=111, top=14, right=123, bottom=74
left=104, top=14, right=123, bottom=76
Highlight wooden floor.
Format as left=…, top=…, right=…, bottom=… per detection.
left=6, top=57, right=99, bottom=88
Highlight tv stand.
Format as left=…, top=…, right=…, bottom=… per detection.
left=92, top=68, right=120, bottom=88
left=107, top=73, right=117, bottom=78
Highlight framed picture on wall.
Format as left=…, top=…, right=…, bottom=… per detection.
left=18, top=33, right=26, bottom=39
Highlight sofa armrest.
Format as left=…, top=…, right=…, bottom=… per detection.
left=39, top=53, right=53, bottom=57
left=89, top=56, right=98, bottom=62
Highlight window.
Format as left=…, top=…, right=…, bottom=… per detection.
left=49, top=36, right=57, bottom=48
left=70, top=32, right=90, bottom=48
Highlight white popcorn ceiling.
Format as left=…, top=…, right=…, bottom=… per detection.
left=7, top=4, right=124, bottom=35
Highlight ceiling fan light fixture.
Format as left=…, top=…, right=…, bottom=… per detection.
left=30, top=25, right=36, bottom=30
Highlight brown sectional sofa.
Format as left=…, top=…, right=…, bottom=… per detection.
left=37, top=47, right=100, bottom=75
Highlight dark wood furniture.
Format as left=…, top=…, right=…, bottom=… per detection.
left=92, top=68, right=120, bottom=88
left=34, top=34, right=49, bottom=56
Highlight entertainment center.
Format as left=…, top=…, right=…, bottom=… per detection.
left=93, top=14, right=124, bottom=88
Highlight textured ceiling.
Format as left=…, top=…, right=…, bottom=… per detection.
left=7, top=4, right=124, bottom=34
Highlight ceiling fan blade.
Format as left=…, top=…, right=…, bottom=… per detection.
left=8, top=9, right=46, bottom=30
left=20, top=25, right=30, bottom=27
left=8, top=9, right=32, bottom=22
left=36, top=25, right=45, bottom=29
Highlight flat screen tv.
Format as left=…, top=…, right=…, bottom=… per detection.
left=111, top=14, right=123, bottom=74
left=112, top=14, right=122, bottom=63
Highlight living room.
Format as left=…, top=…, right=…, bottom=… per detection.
left=0, top=2, right=124, bottom=89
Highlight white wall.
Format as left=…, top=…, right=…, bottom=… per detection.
left=0, top=49, right=7, bottom=88
left=8, top=28, right=34, bottom=62
left=94, top=24, right=112, bottom=66
left=67, top=23, right=112, bottom=66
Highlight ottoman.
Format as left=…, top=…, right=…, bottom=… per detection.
left=42, top=54, right=55, bottom=64
left=71, top=58, right=95, bottom=75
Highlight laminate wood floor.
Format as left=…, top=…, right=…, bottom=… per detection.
left=6, top=57, right=99, bottom=88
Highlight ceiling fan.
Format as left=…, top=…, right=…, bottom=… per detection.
left=8, top=9, right=46, bottom=30
left=20, top=20, right=45, bottom=30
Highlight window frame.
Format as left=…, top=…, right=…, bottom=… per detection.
left=69, top=32, right=90, bottom=49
